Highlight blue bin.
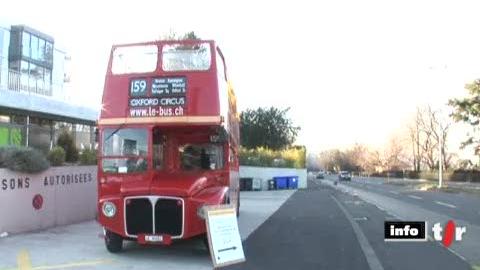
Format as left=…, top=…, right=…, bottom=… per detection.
left=273, top=177, right=288, bottom=189
left=287, top=176, right=298, bottom=189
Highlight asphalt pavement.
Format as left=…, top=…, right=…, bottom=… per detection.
left=343, top=176, right=480, bottom=227
left=322, top=175, right=480, bottom=268
left=226, top=179, right=472, bottom=270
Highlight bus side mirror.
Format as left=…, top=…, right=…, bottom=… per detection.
left=94, top=128, right=99, bottom=143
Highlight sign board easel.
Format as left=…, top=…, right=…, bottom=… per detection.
left=205, top=205, right=245, bottom=268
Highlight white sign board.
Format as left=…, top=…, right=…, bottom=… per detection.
left=205, top=205, right=245, bottom=268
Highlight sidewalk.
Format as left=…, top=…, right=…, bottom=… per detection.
left=0, top=190, right=295, bottom=270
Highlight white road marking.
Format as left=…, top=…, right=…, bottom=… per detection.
left=331, top=195, right=384, bottom=270
left=408, top=195, right=423, bottom=200
left=435, top=201, right=457, bottom=208
left=389, top=191, right=399, bottom=195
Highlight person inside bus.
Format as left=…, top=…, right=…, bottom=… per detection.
left=181, top=145, right=199, bottom=171
left=200, top=148, right=211, bottom=170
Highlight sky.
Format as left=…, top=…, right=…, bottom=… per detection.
left=3, top=0, right=480, bottom=156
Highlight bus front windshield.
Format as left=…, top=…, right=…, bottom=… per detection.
left=102, top=128, right=148, bottom=173
left=179, top=143, right=224, bottom=171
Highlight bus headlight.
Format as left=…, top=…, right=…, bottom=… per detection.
left=102, top=202, right=116, bottom=218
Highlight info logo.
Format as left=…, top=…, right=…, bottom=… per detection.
left=384, top=221, right=427, bottom=241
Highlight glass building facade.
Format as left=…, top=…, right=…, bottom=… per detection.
left=0, top=24, right=97, bottom=153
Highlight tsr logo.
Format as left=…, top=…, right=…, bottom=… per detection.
left=384, top=220, right=466, bottom=247
left=432, top=220, right=466, bottom=247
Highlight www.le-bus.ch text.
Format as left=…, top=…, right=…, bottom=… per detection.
left=130, top=106, right=184, bottom=117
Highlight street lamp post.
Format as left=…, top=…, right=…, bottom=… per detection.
left=428, top=64, right=447, bottom=189
left=438, top=128, right=443, bottom=189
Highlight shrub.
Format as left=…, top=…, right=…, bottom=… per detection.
left=57, top=131, right=79, bottom=163
left=47, top=146, right=66, bottom=166
left=419, top=170, right=454, bottom=182
left=0, top=146, right=16, bottom=168
left=0, top=146, right=50, bottom=173
left=79, top=148, right=97, bottom=165
left=239, top=146, right=306, bottom=168
left=451, top=170, right=480, bottom=183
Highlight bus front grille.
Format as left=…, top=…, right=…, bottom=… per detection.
left=125, top=196, right=184, bottom=238
left=155, top=199, right=183, bottom=236
left=125, top=198, right=153, bottom=236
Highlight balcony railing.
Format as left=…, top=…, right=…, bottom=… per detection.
left=7, top=69, right=53, bottom=96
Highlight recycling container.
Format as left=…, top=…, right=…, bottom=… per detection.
left=287, top=176, right=299, bottom=189
left=268, top=179, right=276, bottom=190
left=240, top=178, right=253, bottom=191
left=252, top=178, right=262, bottom=191
left=273, top=176, right=288, bottom=189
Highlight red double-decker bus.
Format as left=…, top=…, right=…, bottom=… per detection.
left=97, top=40, right=240, bottom=252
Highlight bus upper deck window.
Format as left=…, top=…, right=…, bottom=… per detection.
left=162, top=43, right=211, bottom=71
left=111, top=45, right=158, bottom=74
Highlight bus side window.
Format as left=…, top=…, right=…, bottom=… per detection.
left=153, top=130, right=164, bottom=170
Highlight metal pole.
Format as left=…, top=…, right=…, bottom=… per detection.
left=439, top=129, right=443, bottom=188
left=25, top=115, right=30, bottom=147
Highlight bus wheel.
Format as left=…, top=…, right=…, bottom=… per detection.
left=202, top=234, right=211, bottom=253
left=105, top=230, right=123, bottom=253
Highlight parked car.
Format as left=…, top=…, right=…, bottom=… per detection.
left=338, top=171, right=352, bottom=181
left=316, top=172, right=324, bottom=179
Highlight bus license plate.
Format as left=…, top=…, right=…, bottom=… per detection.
left=145, top=235, right=163, bottom=242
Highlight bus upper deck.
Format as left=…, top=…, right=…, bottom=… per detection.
left=99, top=40, right=237, bottom=132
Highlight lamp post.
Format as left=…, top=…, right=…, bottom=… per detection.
left=428, top=65, right=448, bottom=189
left=438, top=127, right=443, bottom=189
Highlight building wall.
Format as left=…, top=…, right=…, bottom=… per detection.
left=51, top=48, right=66, bottom=100
left=239, top=166, right=308, bottom=190
left=0, top=23, right=97, bottom=151
left=0, top=166, right=97, bottom=234
left=0, top=25, right=10, bottom=89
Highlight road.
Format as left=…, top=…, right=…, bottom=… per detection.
left=226, top=178, right=474, bottom=270
left=1, top=177, right=479, bottom=269
left=338, top=176, right=480, bottom=227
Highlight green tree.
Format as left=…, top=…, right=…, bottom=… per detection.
left=240, top=107, right=300, bottom=150
left=57, top=131, right=79, bottom=163
left=161, top=30, right=200, bottom=40
left=449, top=79, right=480, bottom=154
left=182, top=31, right=200, bottom=40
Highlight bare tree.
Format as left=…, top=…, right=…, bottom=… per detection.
left=345, top=143, right=369, bottom=172
left=306, top=153, right=322, bottom=171
left=383, top=138, right=409, bottom=171
left=414, top=106, right=453, bottom=171
left=408, top=108, right=423, bottom=171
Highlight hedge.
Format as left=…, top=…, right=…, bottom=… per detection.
left=47, top=146, right=66, bottom=166
left=0, top=146, right=50, bottom=173
left=239, top=147, right=306, bottom=169
left=79, top=148, right=97, bottom=165
left=367, top=170, right=480, bottom=183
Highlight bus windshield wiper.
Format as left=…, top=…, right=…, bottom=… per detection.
left=103, top=123, right=126, bottom=142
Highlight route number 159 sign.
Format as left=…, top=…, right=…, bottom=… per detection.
left=205, top=205, right=245, bottom=268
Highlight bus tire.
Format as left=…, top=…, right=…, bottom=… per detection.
left=105, top=230, right=123, bottom=253
left=203, top=234, right=211, bottom=253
